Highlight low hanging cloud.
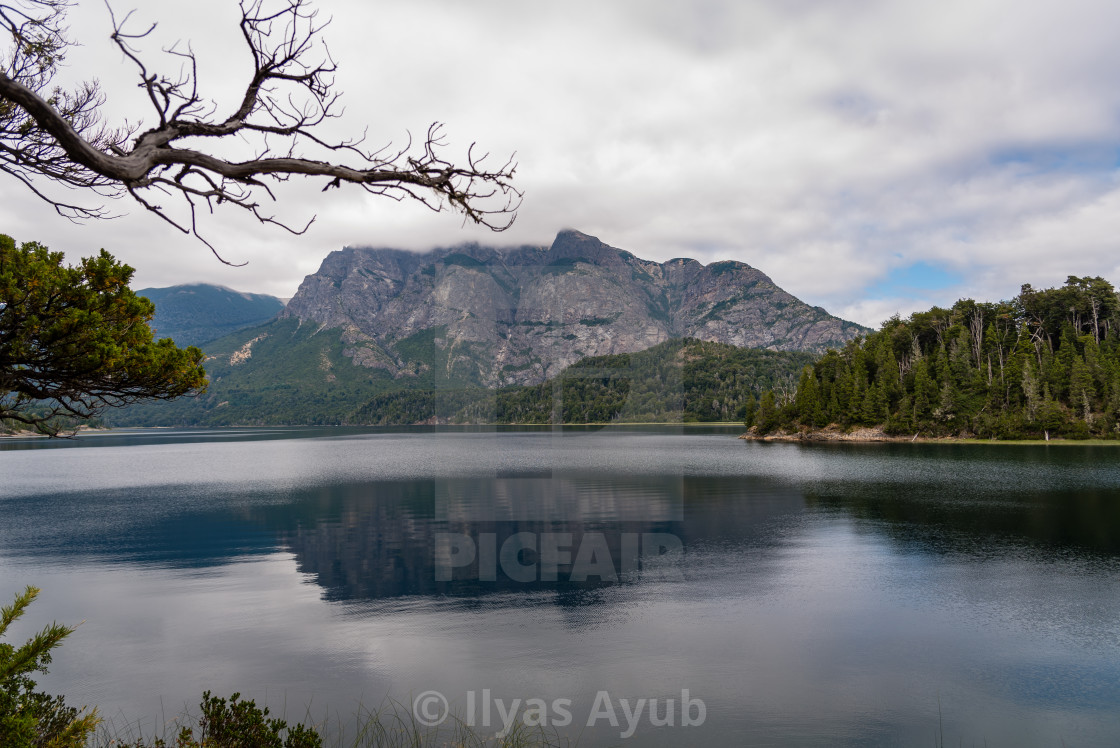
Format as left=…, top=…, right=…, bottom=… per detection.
left=2, top=0, right=1119, bottom=327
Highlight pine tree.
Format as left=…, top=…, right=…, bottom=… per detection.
left=1, top=587, right=100, bottom=747
left=755, top=390, right=780, bottom=435
left=781, top=276, right=1120, bottom=439
left=742, top=393, right=758, bottom=430
left=795, top=366, right=825, bottom=427
left=1069, top=355, right=1096, bottom=416
left=1038, top=384, right=1065, bottom=440
left=912, top=358, right=935, bottom=425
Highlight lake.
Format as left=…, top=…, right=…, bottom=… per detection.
left=2, top=427, right=1119, bottom=746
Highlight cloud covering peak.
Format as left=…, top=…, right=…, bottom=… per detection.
left=3, top=0, right=1119, bottom=327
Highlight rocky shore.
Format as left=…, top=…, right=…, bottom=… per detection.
left=739, top=426, right=909, bottom=442
left=738, top=426, right=1117, bottom=444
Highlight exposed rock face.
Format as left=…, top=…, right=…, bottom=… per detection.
left=282, top=229, right=865, bottom=387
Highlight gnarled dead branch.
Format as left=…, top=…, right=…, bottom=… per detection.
left=0, top=0, right=520, bottom=263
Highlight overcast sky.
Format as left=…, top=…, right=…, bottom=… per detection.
left=4, top=0, right=1120, bottom=327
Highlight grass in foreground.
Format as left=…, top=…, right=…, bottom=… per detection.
left=93, top=695, right=574, bottom=748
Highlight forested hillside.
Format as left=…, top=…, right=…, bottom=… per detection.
left=756, top=276, right=1120, bottom=439
left=110, top=337, right=813, bottom=426
left=354, top=339, right=816, bottom=425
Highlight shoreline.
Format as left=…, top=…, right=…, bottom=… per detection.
left=8, top=423, right=1115, bottom=444
left=0, top=424, right=107, bottom=438
left=3, top=422, right=747, bottom=436
left=739, top=425, right=1120, bottom=445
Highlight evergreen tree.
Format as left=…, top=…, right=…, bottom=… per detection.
left=743, top=393, right=758, bottom=430
left=1, top=587, right=100, bottom=747
left=1038, top=384, right=1066, bottom=440
left=755, top=390, right=780, bottom=434
left=1069, top=355, right=1096, bottom=418
left=1, top=234, right=206, bottom=435
left=782, top=275, right=1120, bottom=439
left=794, top=366, right=825, bottom=427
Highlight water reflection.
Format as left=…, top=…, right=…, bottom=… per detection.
left=5, top=439, right=1120, bottom=598
left=807, top=482, right=1120, bottom=556
left=1, top=469, right=806, bottom=602
left=3, top=432, right=1120, bottom=746
left=263, top=475, right=798, bottom=602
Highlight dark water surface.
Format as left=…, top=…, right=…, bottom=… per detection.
left=2, top=428, right=1119, bottom=746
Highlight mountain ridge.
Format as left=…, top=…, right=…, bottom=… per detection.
left=138, top=283, right=285, bottom=347
left=281, top=229, right=866, bottom=387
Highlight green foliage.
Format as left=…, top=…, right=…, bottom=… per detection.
left=754, top=390, right=780, bottom=434
left=701, top=294, right=744, bottom=321
left=112, top=692, right=322, bottom=748
left=776, top=276, right=1120, bottom=439
left=707, top=260, right=743, bottom=276
left=346, top=339, right=813, bottom=425
left=113, top=335, right=814, bottom=426
left=0, top=586, right=100, bottom=748
left=390, top=326, right=448, bottom=369
left=742, top=393, right=758, bottom=429
left=540, top=256, right=589, bottom=274
left=196, top=691, right=320, bottom=748
left=110, top=697, right=569, bottom=748
left=441, top=253, right=485, bottom=269
left=577, top=315, right=618, bottom=326
left=110, top=318, right=406, bottom=427
left=794, top=365, right=825, bottom=427
left=0, top=234, right=206, bottom=435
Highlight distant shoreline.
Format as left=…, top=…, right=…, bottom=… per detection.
left=0, top=424, right=107, bottom=438
left=4, top=422, right=748, bottom=436
left=739, top=425, right=1120, bottom=445
left=9, top=423, right=1115, bottom=444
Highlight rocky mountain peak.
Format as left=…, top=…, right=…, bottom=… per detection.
left=281, top=230, right=866, bottom=387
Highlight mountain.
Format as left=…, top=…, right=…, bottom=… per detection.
left=282, top=229, right=866, bottom=388
left=110, top=230, right=867, bottom=427
left=138, top=284, right=286, bottom=347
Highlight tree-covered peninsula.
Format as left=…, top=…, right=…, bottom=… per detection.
left=751, top=276, right=1120, bottom=440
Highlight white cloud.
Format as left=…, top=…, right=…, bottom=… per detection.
left=2, top=0, right=1119, bottom=321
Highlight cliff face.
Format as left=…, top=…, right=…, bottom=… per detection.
left=282, top=229, right=865, bottom=387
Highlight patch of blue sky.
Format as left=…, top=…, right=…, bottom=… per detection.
left=988, top=143, right=1120, bottom=177
left=867, top=262, right=962, bottom=300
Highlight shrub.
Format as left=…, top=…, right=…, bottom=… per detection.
left=0, top=586, right=100, bottom=748
left=115, top=691, right=322, bottom=748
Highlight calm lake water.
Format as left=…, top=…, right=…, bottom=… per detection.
left=2, top=427, right=1119, bottom=746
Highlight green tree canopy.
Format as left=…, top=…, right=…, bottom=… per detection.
left=1, top=586, right=99, bottom=747
left=772, top=275, right=1120, bottom=440
left=0, top=234, right=206, bottom=435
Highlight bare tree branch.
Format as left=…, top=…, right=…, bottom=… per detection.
left=0, top=0, right=521, bottom=262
